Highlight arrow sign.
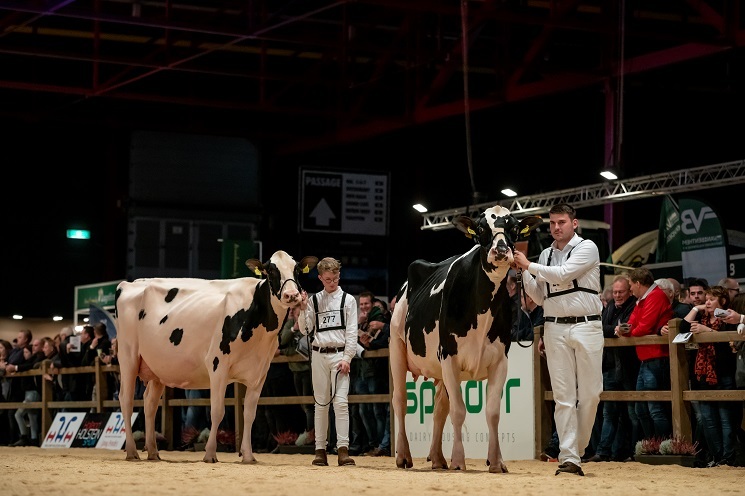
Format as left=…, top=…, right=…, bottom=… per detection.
left=301, top=169, right=387, bottom=235
left=310, top=198, right=336, bottom=226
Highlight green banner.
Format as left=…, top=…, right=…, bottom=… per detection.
left=656, top=196, right=681, bottom=263
left=680, top=198, right=727, bottom=285
left=75, top=280, right=122, bottom=311
left=220, top=239, right=257, bottom=278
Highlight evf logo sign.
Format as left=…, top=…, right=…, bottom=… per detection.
left=680, top=206, right=716, bottom=235
left=301, top=169, right=388, bottom=236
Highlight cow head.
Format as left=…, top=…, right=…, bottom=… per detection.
left=453, top=206, right=542, bottom=266
left=245, top=251, right=318, bottom=307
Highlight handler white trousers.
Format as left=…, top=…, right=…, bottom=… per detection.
left=543, top=320, right=604, bottom=466
left=312, top=351, right=351, bottom=451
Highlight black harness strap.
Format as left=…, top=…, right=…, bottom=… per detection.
left=544, top=239, right=599, bottom=299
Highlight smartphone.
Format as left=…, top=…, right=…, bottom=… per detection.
left=714, top=308, right=728, bottom=318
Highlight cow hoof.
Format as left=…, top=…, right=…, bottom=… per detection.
left=488, top=463, right=508, bottom=474
left=147, top=453, right=161, bottom=461
left=125, top=453, right=140, bottom=461
left=395, top=457, right=413, bottom=469
left=203, top=455, right=219, bottom=463
left=241, top=457, right=257, bottom=464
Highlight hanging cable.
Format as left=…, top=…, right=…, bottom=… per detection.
left=615, top=0, right=626, bottom=167
left=460, top=0, right=477, bottom=197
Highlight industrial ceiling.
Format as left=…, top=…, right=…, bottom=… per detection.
left=2, top=1, right=744, bottom=155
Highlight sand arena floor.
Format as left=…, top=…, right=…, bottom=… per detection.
left=4, top=447, right=742, bottom=496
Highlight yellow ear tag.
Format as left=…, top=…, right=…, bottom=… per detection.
left=520, top=226, right=530, bottom=235
left=302, top=265, right=310, bottom=274
left=467, top=228, right=476, bottom=236
left=253, top=268, right=262, bottom=276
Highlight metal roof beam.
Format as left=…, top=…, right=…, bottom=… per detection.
left=420, top=159, right=745, bottom=231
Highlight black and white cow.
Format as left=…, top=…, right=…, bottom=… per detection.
left=389, top=205, right=541, bottom=472
left=115, top=250, right=317, bottom=463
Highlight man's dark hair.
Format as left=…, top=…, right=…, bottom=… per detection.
left=359, top=290, right=375, bottom=301
left=687, top=278, right=709, bottom=290
left=628, top=267, right=655, bottom=287
left=549, top=203, right=577, bottom=220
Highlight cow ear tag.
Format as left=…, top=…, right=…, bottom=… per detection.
left=301, top=265, right=310, bottom=274
left=253, top=268, right=262, bottom=276
left=466, top=227, right=476, bottom=239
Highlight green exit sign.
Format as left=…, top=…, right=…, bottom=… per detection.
left=67, top=229, right=91, bottom=240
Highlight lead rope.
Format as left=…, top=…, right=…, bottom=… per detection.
left=515, top=269, right=534, bottom=348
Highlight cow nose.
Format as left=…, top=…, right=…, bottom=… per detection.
left=285, top=289, right=300, bottom=301
left=496, top=239, right=508, bottom=254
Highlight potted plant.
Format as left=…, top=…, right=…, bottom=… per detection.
left=635, top=436, right=699, bottom=467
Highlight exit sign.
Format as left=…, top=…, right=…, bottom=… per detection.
left=67, top=229, right=91, bottom=240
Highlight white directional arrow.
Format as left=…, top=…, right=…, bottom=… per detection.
left=310, top=198, right=336, bottom=226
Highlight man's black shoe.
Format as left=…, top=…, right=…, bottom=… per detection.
left=555, top=461, right=585, bottom=476
left=585, top=454, right=610, bottom=462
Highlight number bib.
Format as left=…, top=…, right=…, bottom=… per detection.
left=317, top=309, right=345, bottom=331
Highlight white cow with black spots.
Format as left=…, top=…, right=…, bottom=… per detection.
left=115, top=250, right=317, bottom=463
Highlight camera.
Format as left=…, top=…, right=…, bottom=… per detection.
left=714, top=308, right=728, bottom=318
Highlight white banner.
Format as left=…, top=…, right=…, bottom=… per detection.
left=398, top=344, right=534, bottom=460
left=96, top=412, right=139, bottom=450
left=42, top=412, right=86, bottom=448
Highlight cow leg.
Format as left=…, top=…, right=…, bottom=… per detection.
left=239, top=385, right=260, bottom=464
left=389, top=329, right=413, bottom=469
left=204, top=378, right=228, bottom=463
left=142, top=379, right=165, bottom=460
left=428, top=380, right=449, bottom=470
left=485, top=359, right=509, bottom=473
left=119, top=355, right=140, bottom=461
left=441, top=359, right=467, bottom=470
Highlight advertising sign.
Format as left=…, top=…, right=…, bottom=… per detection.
left=96, top=412, right=139, bottom=450
left=680, top=198, right=728, bottom=285
left=398, top=345, right=534, bottom=460
left=42, top=412, right=87, bottom=448
left=71, top=413, right=109, bottom=448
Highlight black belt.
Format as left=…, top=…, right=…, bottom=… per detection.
left=544, top=315, right=601, bottom=324
left=312, top=346, right=345, bottom=354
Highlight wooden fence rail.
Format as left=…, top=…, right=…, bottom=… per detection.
left=4, top=320, right=743, bottom=459
left=0, top=349, right=392, bottom=452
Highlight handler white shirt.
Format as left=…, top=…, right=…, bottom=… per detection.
left=299, top=286, right=358, bottom=363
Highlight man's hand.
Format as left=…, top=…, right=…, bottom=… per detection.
left=337, top=360, right=351, bottom=375
left=299, top=290, right=308, bottom=311
left=721, top=309, right=742, bottom=325
left=513, top=250, right=530, bottom=271
left=359, top=332, right=372, bottom=347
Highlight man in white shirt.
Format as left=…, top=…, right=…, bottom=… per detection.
left=514, top=203, right=603, bottom=476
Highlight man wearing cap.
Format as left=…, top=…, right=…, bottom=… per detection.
left=514, top=203, right=603, bottom=476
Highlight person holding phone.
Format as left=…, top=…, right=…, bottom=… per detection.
left=683, top=285, right=738, bottom=466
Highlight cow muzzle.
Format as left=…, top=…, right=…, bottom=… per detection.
left=488, top=239, right=513, bottom=264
